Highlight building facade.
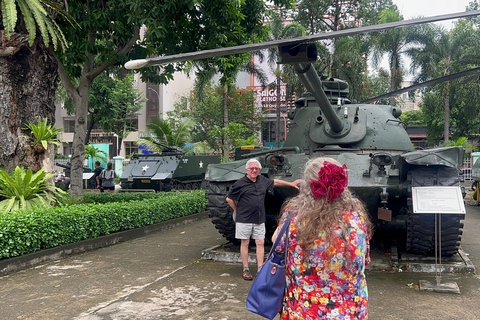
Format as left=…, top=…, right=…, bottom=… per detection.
left=55, top=72, right=195, bottom=159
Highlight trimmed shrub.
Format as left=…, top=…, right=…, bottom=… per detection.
left=82, top=191, right=175, bottom=204
left=0, top=191, right=207, bottom=259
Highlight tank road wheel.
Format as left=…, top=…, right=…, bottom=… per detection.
left=185, top=183, right=192, bottom=190
left=406, top=167, right=464, bottom=256
left=206, top=181, right=237, bottom=243
left=175, top=182, right=185, bottom=190
left=192, top=182, right=200, bottom=190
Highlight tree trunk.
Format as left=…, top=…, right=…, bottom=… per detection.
left=444, top=87, right=450, bottom=142
left=222, top=85, right=229, bottom=161
left=275, top=71, right=281, bottom=148
left=0, top=37, right=58, bottom=173
left=69, top=81, right=92, bottom=197
left=389, top=53, right=398, bottom=106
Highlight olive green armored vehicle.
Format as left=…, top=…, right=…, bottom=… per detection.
left=205, top=44, right=465, bottom=256
left=120, top=145, right=221, bottom=191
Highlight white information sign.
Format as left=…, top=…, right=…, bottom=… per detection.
left=83, top=173, right=95, bottom=180
left=411, top=186, right=466, bottom=214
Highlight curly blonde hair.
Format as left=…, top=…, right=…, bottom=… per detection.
left=283, top=157, right=373, bottom=252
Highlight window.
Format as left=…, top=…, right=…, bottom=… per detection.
left=64, top=120, right=75, bottom=133
left=125, top=141, right=138, bottom=156
left=125, top=119, right=138, bottom=131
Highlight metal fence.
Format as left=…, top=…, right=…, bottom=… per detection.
left=463, top=157, right=473, bottom=181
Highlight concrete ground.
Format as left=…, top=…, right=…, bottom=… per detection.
left=0, top=192, right=480, bottom=319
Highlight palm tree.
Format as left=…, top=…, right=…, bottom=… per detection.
left=84, top=145, right=108, bottom=168
left=0, top=0, right=67, bottom=172
left=265, top=11, right=306, bottom=148
left=136, top=117, right=194, bottom=153
left=23, top=116, right=63, bottom=158
left=407, top=21, right=478, bottom=142
left=370, top=6, right=410, bottom=106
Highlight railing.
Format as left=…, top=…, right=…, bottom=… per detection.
left=462, top=157, right=472, bottom=181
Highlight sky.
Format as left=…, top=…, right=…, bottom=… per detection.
left=392, top=0, right=474, bottom=29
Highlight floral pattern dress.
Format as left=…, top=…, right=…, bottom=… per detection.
left=275, top=211, right=370, bottom=320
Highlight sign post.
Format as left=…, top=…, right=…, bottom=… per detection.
left=411, top=186, right=465, bottom=294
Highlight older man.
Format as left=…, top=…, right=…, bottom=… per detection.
left=226, top=158, right=301, bottom=280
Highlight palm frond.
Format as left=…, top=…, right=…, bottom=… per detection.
left=0, top=166, right=65, bottom=212
left=3, top=0, right=69, bottom=51
left=2, top=0, right=18, bottom=36
left=25, top=0, right=50, bottom=46
left=16, top=0, right=37, bottom=45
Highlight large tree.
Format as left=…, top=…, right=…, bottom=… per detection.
left=52, top=0, right=289, bottom=197
left=291, top=0, right=394, bottom=101
left=0, top=0, right=67, bottom=172
left=61, top=71, right=145, bottom=155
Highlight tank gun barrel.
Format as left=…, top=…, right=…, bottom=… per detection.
left=152, top=141, right=184, bottom=154
left=278, top=44, right=344, bottom=133
left=295, top=63, right=344, bottom=133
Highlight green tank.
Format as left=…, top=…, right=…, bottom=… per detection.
left=120, top=145, right=221, bottom=191
left=205, top=44, right=465, bottom=256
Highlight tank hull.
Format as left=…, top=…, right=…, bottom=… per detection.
left=205, top=126, right=465, bottom=256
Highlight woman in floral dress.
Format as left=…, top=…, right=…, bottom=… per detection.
left=272, top=157, right=372, bottom=319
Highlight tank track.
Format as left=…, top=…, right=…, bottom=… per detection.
left=406, top=167, right=464, bottom=256
left=205, top=181, right=237, bottom=243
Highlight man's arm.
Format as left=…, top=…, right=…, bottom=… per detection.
left=273, top=179, right=302, bottom=189
left=96, top=172, right=101, bottom=188
left=226, top=197, right=237, bottom=212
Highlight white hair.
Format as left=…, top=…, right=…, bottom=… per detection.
left=245, top=158, right=262, bottom=170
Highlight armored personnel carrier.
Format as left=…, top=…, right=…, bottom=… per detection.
left=205, top=44, right=465, bottom=256
left=120, top=145, right=221, bottom=191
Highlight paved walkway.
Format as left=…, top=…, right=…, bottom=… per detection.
left=0, top=197, right=480, bottom=319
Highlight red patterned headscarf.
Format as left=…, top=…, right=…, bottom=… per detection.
left=309, top=161, right=348, bottom=202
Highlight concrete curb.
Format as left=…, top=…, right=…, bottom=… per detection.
left=0, top=211, right=209, bottom=276
left=400, top=248, right=475, bottom=273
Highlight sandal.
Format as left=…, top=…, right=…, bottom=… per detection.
left=242, top=270, right=253, bottom=281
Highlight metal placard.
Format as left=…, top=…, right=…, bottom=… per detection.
left=411, top=186, right=466, bottom=214
left=83, top=173, right=95, bottom=180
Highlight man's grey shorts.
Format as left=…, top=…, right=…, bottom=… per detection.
left=235, top=222, right=265, bottom=240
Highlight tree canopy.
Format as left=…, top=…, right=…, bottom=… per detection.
left=170, top=84, right=261, bottom=152
left=50, top=0, right=292, bottom=197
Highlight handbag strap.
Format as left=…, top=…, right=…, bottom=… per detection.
left=270, top=214, right=293, bottom=256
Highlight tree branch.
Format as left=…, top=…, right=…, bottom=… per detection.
left=51, top=47, right=80, bottom=102
left=85, top=25, right=140, bottom=80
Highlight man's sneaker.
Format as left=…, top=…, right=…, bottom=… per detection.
left=242, top=270, right=253, bottom=281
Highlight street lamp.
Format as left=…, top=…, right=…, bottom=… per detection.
left=148, top=87, right=162, bottom=118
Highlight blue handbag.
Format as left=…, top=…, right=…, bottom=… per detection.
left=246, top=215, right=293, bottom=319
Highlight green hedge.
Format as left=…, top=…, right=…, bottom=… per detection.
left=0, top=191, right=207, bottom=259
left=83, top=191, right=176, bottom=204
